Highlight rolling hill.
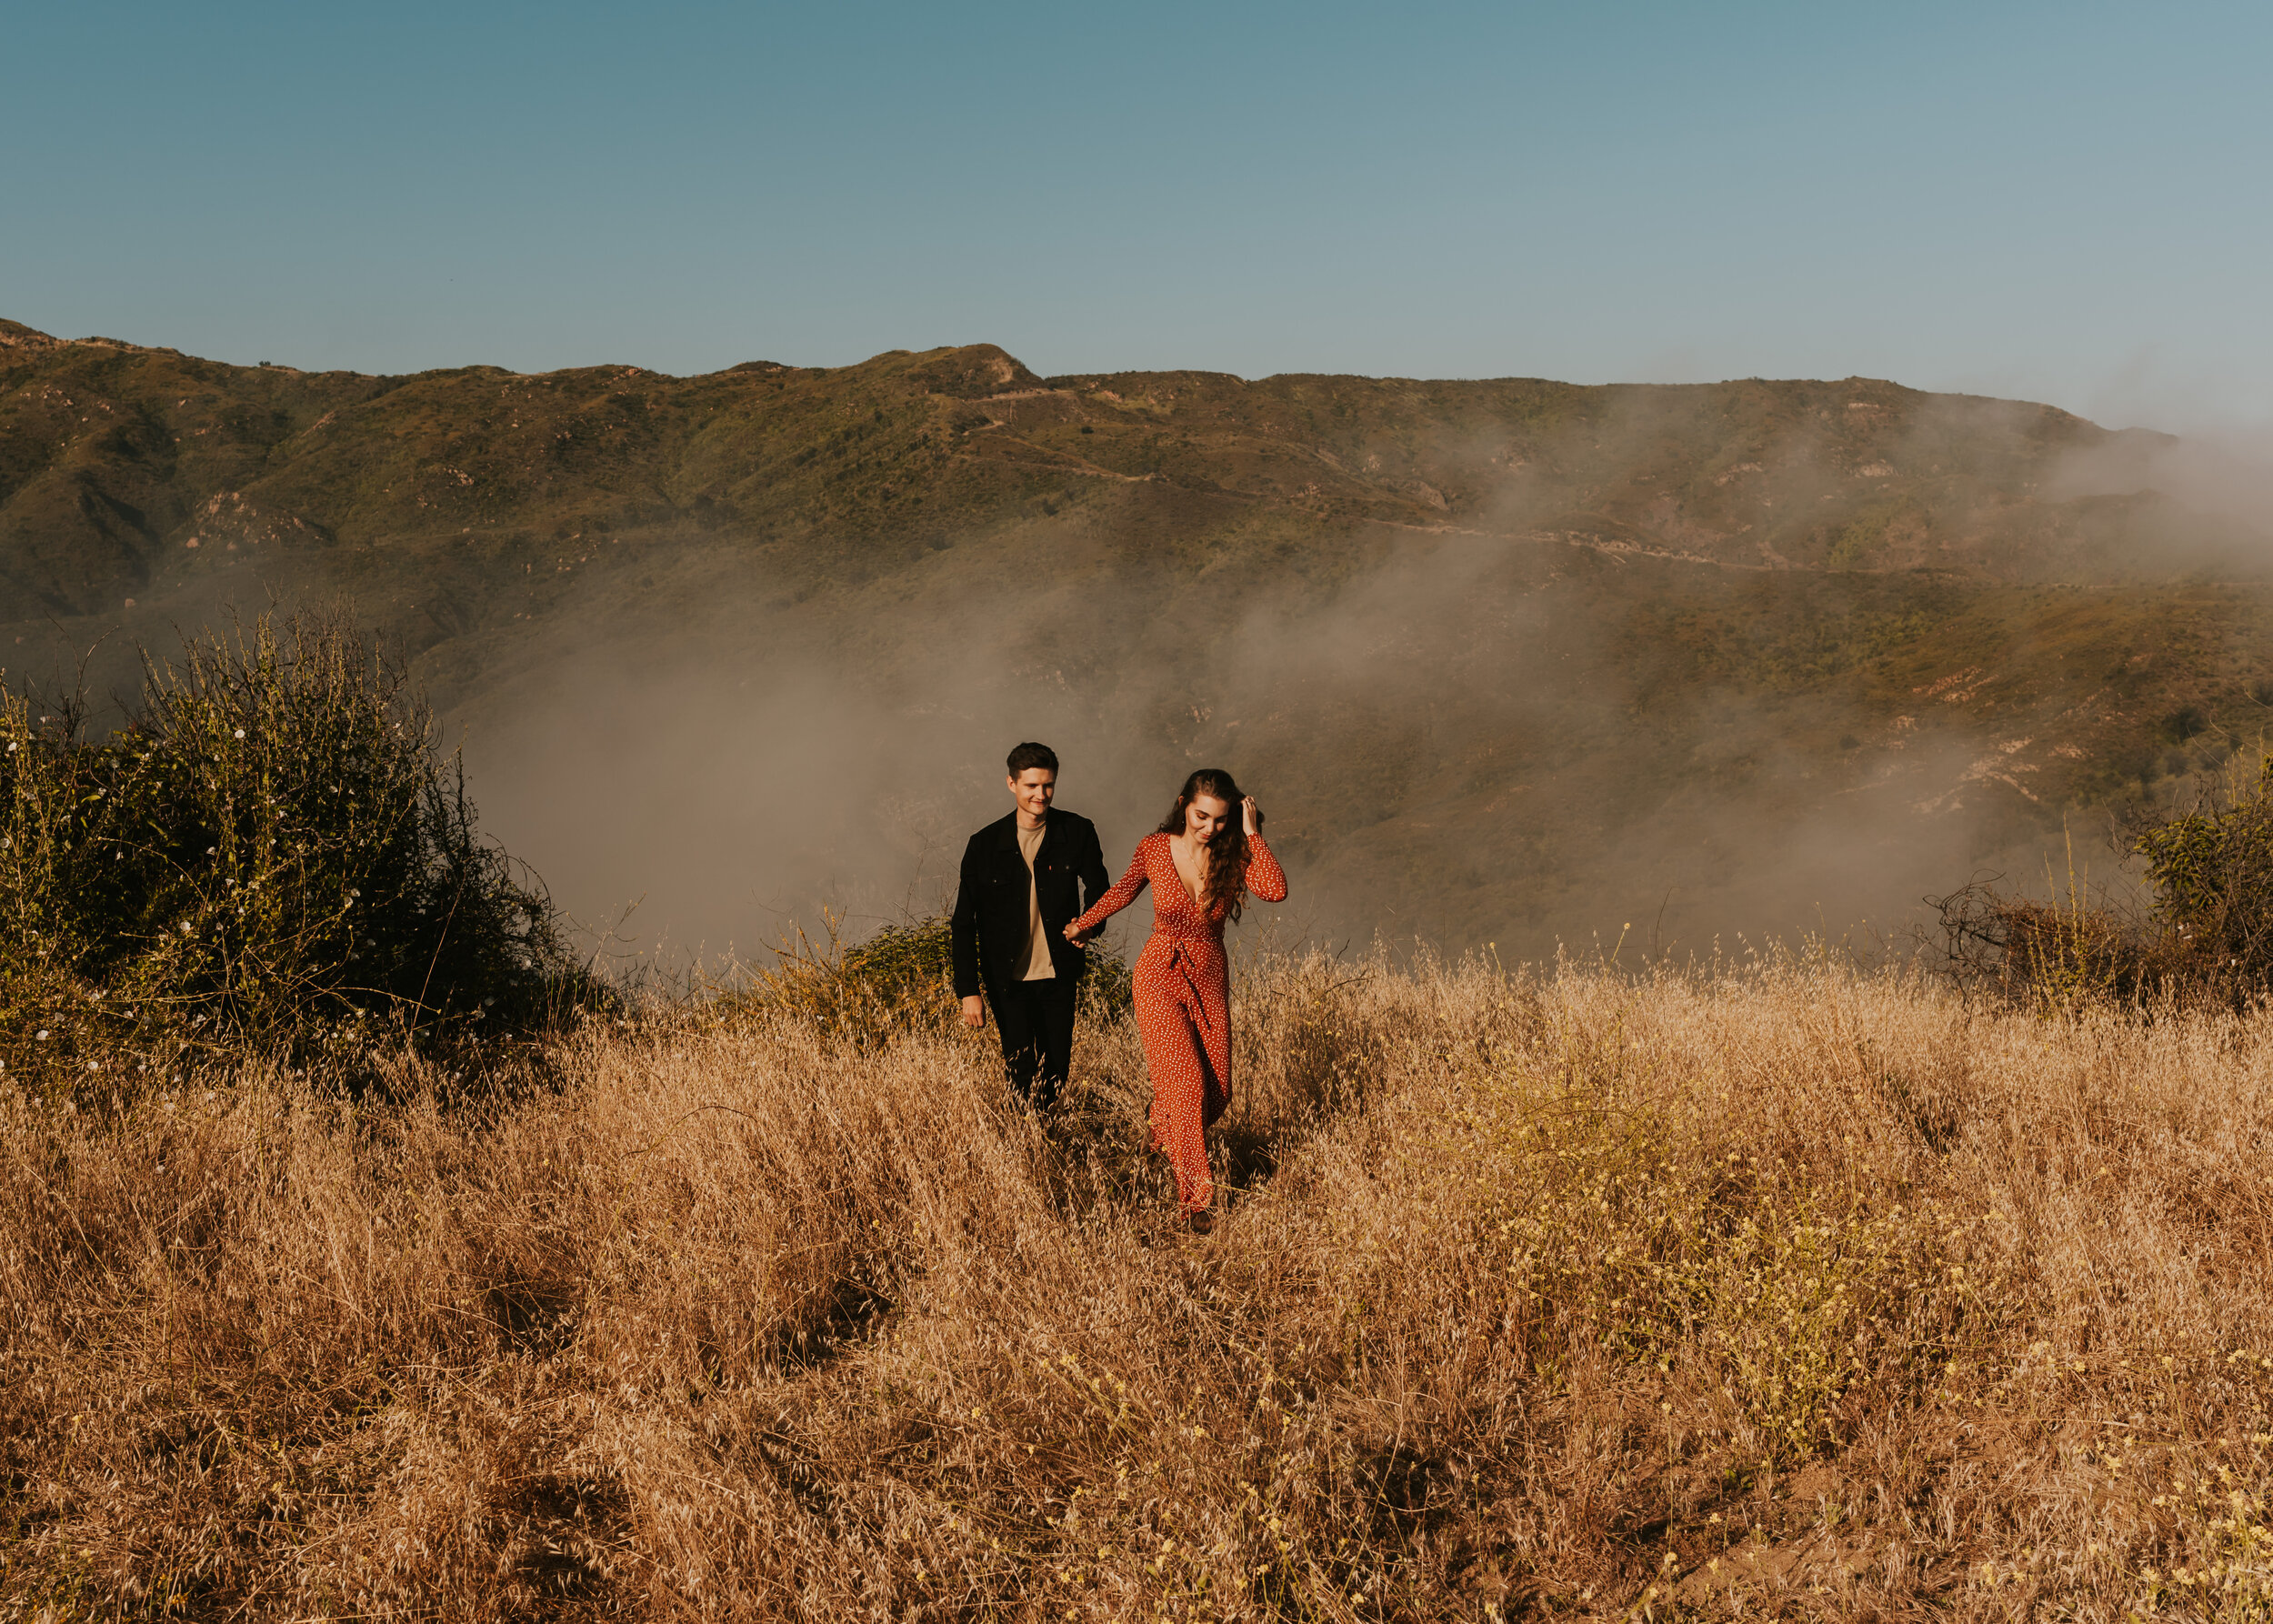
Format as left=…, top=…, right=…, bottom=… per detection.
left=5, top=316, right=2268, bottom=959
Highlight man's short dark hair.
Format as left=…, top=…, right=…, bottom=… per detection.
left=1006, top=742, right=1058, bottom=777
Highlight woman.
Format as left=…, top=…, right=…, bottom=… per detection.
left=1065, top=768, right=1287, bottom=1233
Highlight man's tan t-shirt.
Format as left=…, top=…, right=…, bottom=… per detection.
left=1016, top=823, right=1055, bottom=980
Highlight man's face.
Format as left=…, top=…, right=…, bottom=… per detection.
left=1009, top=767, right=1056, bottom=821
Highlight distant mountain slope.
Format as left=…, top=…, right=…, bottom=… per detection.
left=4, top=318, right=2268, bottom=957
left=0, top=317, right=2234, bottom=618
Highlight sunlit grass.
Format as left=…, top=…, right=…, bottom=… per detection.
left=9, top=951, right=2273, bottom=1619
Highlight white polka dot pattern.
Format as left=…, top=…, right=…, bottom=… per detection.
left=1071, top=832, right=1288, bottom=1213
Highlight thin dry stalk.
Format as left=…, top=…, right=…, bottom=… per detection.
left=7, top=953, right=2273, bottom=1619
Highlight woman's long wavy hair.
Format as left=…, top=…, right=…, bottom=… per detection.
left=1157, top=768, right=1254, bottom=921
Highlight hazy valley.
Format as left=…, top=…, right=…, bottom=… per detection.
left=15, top=323, right=2273, bottom=1619
left=5, top=317, right=2268, bottom=961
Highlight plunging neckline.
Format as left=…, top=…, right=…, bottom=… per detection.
left=1167, top=833, right=1207, bottom=910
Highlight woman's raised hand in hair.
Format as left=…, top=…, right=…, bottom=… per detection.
left=1242, top=796, right=1262, bottom=837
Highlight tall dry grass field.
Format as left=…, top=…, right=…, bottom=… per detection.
left=9, top=953, right=2273, bottom=1619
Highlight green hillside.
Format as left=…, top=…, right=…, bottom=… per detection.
left=4, top=317, right=2268, bottom=957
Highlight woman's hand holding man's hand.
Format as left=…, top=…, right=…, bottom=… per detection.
left=1063, top=921, right=1095, bottom=947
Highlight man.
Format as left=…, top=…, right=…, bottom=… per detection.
left=950, top=741, right=1110, bottom=1110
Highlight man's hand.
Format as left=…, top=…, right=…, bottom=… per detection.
left=1063, top=921, right=1094, bottom=947
left=960, top=995, right=986, bottom=1029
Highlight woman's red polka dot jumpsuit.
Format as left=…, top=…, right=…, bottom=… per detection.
left=1071, top=831, right=1287, bottom=1214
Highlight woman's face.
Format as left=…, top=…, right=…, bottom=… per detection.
left=1184, top=795, right=1233, bottom=846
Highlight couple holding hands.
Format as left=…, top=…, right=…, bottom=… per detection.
left=948, top=742, right=1286, bottom=1233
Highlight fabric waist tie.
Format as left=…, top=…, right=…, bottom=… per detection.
left=1152, top=934, right=1217, bottom=1036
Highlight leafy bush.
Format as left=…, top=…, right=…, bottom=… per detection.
left=737, top=910, right=1131, bottom=1045
left=1937, top=753, right=2273, bottom=1010
left=0, top=609, right=591, bottom=1089
left=2129, top=754, right=2273, bottom=987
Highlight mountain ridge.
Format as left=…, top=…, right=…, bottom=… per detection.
left=4, top=318, right=2267, bottom=957
left=4, top=317, right=2214, bottom=617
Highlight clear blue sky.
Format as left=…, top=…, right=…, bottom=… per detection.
left=5, top=1, right=2268, bottom=426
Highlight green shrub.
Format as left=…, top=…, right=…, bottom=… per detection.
left=0, top=609, right=592, bottom=1090
left=1934, top=872, right=2144, bottom=1014
left=1938, top=754, right=2273, bottom=1011
left=2129, top=752, right=2273, bottom=1002
left=736, top=910, right=1130, bottom=1045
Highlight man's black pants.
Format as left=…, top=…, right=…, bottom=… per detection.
left=993, top=975, right=1076, bottom=1109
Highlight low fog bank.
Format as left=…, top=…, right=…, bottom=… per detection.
left=2048, top=425, right=2273, bottom=572
left=17, top=361, right=2231, bottom=978
left=459, top=640, right=1180, bottom=969
left=451, top=529, right=2058, bottom=978
left=2073, top=429, right=2273, bottom=511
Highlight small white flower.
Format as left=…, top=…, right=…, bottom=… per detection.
left=35, top=1030, right=48, bottom=1040
left=233, top=728, right=245, bottom=739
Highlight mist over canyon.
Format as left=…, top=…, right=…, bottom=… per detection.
left=5, top=316, right=2269, bottom=967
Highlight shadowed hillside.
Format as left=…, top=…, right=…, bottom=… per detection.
left=5, top=318, right=2270, bottom=957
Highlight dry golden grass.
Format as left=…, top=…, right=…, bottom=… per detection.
left=10, top=951, right=2273, bottom=1619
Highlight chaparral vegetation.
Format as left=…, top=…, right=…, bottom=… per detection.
left=11, top=947, right=2273, bottom=1617
left=0, top=609, right=593, bottom=1090
left=11, top=617, right=2273, bottom=1619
